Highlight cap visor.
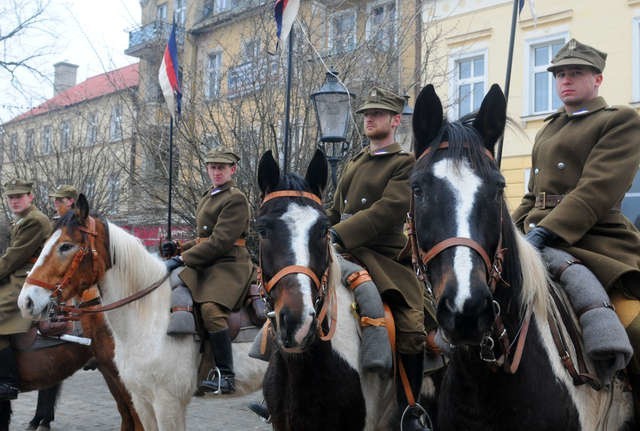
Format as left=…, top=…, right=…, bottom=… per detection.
left=547, top=58, right=600, bottom=72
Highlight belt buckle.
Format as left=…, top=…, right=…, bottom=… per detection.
left=539, top=191, right=546, bottom=209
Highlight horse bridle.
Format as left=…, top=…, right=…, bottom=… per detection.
left=258, top=190, right=337, bottom=342
left=408, top=142, right=531, bottom=373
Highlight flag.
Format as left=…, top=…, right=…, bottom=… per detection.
left=518, top=0, right=525, bottom=13
left=274, top=0, right=300, bottom=43
left=158, top=22, right=181, bottom=118
left=519, top=0, right=537, bottom=24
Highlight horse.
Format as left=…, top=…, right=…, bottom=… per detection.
left=16, top=198, right=267, bottom=431
left=256, top=149, right=397, bottom=431
left=408, top=83, right=634, bottom=430
left=1, top=288, right=142, bottom=431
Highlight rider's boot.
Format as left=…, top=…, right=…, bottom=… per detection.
left=0, top=347, right=19, bottom=401
left=200, top=329, right=235, bottom=394
left=397, top=352, right=432, bottom=431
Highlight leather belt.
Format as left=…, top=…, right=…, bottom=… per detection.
left=195, top=237, right=246, bottom=247
left=534, top=192, right=564, bottom=209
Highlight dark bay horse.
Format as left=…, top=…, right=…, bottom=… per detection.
left=1, top=287, right=142, bottom=431
left=409, top=83, right=633, bottom=430
left=256, top=150, right=396, bottom=431
left=17, top=196, right=266, bottom=430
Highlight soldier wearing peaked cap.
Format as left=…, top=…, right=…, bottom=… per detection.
left=512, top=38, right=640, bottom=416
left=327, top=86, right=436, bottom=430
left=49, top=184, right=78, bottom=218
left=0, top=179, right=52, bottom=400
left=160, top=147, right=253, bottom=395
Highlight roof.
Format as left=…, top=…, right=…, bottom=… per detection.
left=8, top=63, right=139, bottom=124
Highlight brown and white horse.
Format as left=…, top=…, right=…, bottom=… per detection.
left=16, top=196, right=266, bottom=431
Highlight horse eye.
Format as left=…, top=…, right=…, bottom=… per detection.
left=412, top=185, right=423, bottom=198
left=58, top=243, right=74, bottom=253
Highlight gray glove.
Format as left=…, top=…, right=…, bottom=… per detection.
left=525, top=226, right=558, bottom=249
left=165, top=256, right=184, bottom=272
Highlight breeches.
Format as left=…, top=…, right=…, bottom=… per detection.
left=611, top=287, right=640, bottom=374
left=388, top=302, right=425, bottom=355
left=200, top=301, right=230, bottom=333
left=0, top=335, right=9, bottom=350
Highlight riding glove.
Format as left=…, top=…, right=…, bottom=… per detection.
left=329, top=228, right=344, bottom=247
left=525, top=226, right=558, bottom=250
left=160, top=240, right=179, bottom=258
left=165, top=256, right=184, bottom=272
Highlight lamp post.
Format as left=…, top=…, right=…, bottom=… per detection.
left=310, top=70, right=355, bottom=188
left=395, top=93, right=414, bottom=152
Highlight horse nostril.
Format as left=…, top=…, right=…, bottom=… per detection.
left=26, top=297, right=33, bottom=312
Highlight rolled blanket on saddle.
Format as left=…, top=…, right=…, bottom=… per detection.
left=541, top=247, right=632, bottom=385
left=167, top=267, right=197, bottom=336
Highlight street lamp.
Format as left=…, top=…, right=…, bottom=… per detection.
left=395, top=93, right=414, bottom=152
left=310, top=70, right=355, bottom=187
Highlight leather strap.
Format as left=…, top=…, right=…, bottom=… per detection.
left=171, top=306, right=193, bottom=313
left=263, top=265, right=321, bottom=293
left=262, top=190, right=322, bottom=206
left=360, top=316, right=386, bottom=327
left=417, top=141, right=495, bottom=162
left=534, top=192, right=564, bottom=209
left=346, top=270, right=372, bottom=290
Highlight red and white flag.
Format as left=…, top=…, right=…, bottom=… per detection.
left=274, top=0, right=300, bottom=43
left=158, top=22, right=182, bottom=118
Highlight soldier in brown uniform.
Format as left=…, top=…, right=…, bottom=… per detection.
left=49, top=184, right=78, bottom=219
left=327, top=87, right=431, bottom=430
left=512, top=39, right=640, bottom=413
left=162, top=149, right=253, bottom=394
left=0, top=179, right=52, bottom=400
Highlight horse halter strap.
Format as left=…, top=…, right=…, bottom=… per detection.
left=259, top=189, right=336, bottom=341
left=26, top=216, right=101, bottom=298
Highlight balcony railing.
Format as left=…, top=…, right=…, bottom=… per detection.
left=227, top=60, right=278, bottom=98
left=125, top=21, right=185, bottom=59
left=192, top=0, right=265, bottom=34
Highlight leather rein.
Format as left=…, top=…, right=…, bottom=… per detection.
left=26, top=216, right=169, bottom=320
left=408, top=142, right=531, bottom=373
left=258, top=190, right=337, bottom=342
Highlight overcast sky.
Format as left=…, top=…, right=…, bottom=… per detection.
left=0, top=0, right=141, bottom=123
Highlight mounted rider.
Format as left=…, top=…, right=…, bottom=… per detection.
left=327, top=87, right=437, bottom=431
left=0, top=179, right=52, bottom=401
left=162, top=148, right=254, bottom=394
left=512, top=38, right=640, bottom=417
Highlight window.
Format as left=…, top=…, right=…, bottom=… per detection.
left=26, top=130, right=34, bottom=155
left=110, top=105, right=122, bottom=141
left=60, top=121, right=71, bottom=151
left=530, top=39, right=564, bottom=114
left=454, top=55, right=486, bottom=118
left=205, top=52, right=222, bottom=100
left=157, top=3, right=168, bottom=21
left=86, top=112, right=98, bottom=146
left=241, top=39, right=259, bottom=62
left=107, top=174, right=120, bottom=214
left=366, top=2, right=395, bottom=51
left=329, top=10, right=356, bottom=55
left=42, top=125, right=52, bottom=155
left=9, top=133, right=17, bottom=162
left=174, top=0, right=186, bottom=25
left=623, top=171, right=640, bottom=229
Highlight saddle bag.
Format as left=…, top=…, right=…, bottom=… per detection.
left=38, top=320, right=73, bottom=337
left=245, top=284, right=267, bottom=327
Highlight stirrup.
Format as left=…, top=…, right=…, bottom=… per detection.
left=400, top=403, right=433, bottom=431
left=200, top=367, right=234, bottom=394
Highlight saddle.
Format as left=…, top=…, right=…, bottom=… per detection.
left=11, top=320, right=83, bottom=352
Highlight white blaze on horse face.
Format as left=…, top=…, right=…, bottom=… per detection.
left=433, top=159, right=482, bottom=311
left=17, top=230, right=62, bottom=317
left=281, top=202, right=321, bottom=344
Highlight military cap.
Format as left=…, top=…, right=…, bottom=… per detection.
left=3, top=178, right=33, bottom=196
left=205, top=148, right=240, bottom=164
left=356, top=86, right=405, bottom=114
left=49, top=184, right=78, bottom=200
left=547, top=38, right=607, bottom=73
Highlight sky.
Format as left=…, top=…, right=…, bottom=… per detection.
left=0, top=0, right=141, bottom=123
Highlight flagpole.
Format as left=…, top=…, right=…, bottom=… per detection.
left=167, top=116, right=174, bottom=241
left=282, top=27, right=294, bottom=175
left=496, top=0, right=520, bottom=168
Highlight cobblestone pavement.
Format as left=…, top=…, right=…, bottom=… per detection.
left=9, top=370, right=272, bottom=430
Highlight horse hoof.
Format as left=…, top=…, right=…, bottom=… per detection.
left=37, top=426, right=51, bottom=431
left=25, top=424, right=38, bottom=431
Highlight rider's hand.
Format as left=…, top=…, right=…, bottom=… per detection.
left=525, top=226, right=558, bottom=250
left=329, top=228, right=344, bottom=248
left=165, top=256, right=184, bottom=272
left=160, top=240, right=179, bottom=258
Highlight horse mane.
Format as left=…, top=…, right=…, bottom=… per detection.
left=104, top=222, right=167, bottom=298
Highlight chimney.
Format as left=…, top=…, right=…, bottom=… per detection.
left=53, top=62, right=79, bottom=95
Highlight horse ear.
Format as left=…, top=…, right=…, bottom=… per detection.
left=305, top=149, right=328, bottom=198
left=473, top=83, right=507, bottom=154
left=412, top=84, right=444, bottom=159
left=75, top=193, right=90, bottom=223
left=258, top=150, right=280, bottom=194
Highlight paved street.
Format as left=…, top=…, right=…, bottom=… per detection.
left=9, top=370, right=271, bottom=430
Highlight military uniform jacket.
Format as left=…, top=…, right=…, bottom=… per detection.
left=327, top=143, right=423, bottom=311
left=179, top=181, right=253, bottom=309
left=0, top=205, right=52, bottom=335
left=512, top=97, right=640, bottom=290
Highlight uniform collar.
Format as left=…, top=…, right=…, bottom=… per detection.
left=14, top=204, right=34, bottom=222
left=544, top=96, right=607, bottom=121
left=210, top=180, right=234, bottom=196
left=367, top=142, right=402, bottom=156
